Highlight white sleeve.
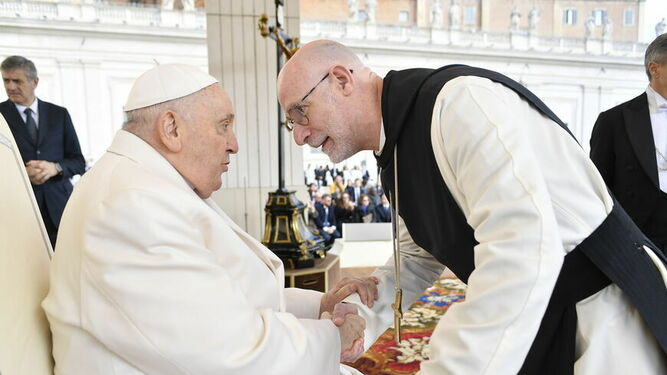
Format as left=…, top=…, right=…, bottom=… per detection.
left=81, top=189, right=340, bottom=375
left=284, top=287, right=324, bottom=319
left=345, top=216, right=445, bottom=349
left=420, top=78, right=565, bottom=374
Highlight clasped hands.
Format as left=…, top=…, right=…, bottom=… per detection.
left=319, top=276, right=379, bottom=362
left=322, top=226, right=337, bottom=234
left=25, top=160, right=59, bottom=185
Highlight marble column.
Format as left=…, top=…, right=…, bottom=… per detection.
left=205, top=0, right=306, bottom=239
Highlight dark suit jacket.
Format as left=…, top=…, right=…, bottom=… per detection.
left=374, top=204, right=392, bottom=223
left=353, top=205, right=374, bottom=223
left=330, top=167, right=342, bottom=179
left=345, top=186, right=366, bottom=203
left=0, top=99, right=85, bottom=228
left=314, top=203, right=336, bottom=229
left=590, top=93, right=661, bottom=233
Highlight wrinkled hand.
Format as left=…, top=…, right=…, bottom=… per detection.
left=331, top=303, right=365, bottom=362
left=320, top=276, right=380, bottom=316
left=26, top=160, right=58, bottom=185
left=321, top=308, right=365, bottom=362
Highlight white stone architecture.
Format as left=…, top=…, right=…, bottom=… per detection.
left=0, top=0, right=657, bottom=239
left=299, top=11, right=649, bottom=166
left=0, top=0, right=207, bottom=165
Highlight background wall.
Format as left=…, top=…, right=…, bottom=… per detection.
left=205, top=0, right=305, bottom=239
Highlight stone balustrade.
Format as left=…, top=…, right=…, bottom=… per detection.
left=301, top=19, right=647, bottom=57
left=0, top=0, right=205, bottom=30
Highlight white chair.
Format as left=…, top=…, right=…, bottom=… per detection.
left=342, top=222, right=393, bottom=241
left=0, top=113, right=54, bottom=374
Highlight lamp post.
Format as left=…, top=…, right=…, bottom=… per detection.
left=258, top=1, right=327, bottom=269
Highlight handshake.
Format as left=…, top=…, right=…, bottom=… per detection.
left=319, top=276, right=380, bottom=362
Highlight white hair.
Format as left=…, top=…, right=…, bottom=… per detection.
left=122, top=85, right=215, bottom=136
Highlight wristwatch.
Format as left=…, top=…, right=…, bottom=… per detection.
left=55, top=162, right=63, bottom=175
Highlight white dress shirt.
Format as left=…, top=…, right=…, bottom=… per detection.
left=645, top=85, right=667, bottom=192
left=14, top=98, right=39, bottom=127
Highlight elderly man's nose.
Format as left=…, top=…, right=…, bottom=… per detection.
left=228, top=132, right=239, bottom=154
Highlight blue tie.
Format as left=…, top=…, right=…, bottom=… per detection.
left=323, top=207, right=330, bottom=227
left=24, top=108, right=38, bottom=144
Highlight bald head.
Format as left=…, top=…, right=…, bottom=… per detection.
left=279, top=40, right=361, bottom=88
left=277, top=40, right=383, bottom=163
left=278, top=40, right=362, bottom=112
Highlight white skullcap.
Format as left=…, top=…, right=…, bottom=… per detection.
left=123, top=64, right=218, bottom=111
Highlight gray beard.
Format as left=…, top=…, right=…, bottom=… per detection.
left=325, top=141, right=358, bottom=163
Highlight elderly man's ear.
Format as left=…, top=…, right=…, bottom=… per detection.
left=156, top=111, right=183, bottom=153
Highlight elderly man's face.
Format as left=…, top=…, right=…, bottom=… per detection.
left=278, top=69, right=358, bottom=163
left=2, top=68, right=38, bottom=106
left=182, top=85, right=238, bottom=199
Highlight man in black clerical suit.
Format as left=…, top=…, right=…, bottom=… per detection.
left=1, top=56, right=85, bottom=248
left=591, top=34, right=667, bottom=255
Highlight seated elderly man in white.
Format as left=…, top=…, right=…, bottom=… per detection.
left=42, top=64, right=377, bottom=375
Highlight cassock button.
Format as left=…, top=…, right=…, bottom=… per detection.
left=36, top=150, right=40, bottom=155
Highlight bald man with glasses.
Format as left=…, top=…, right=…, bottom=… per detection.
left=277, top=40, right=667, bottom=375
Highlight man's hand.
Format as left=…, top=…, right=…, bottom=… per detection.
left=320, top=276, right=380, bottom=315
left=330, top=303, right=365, bottom=362
left=25, top=160, right=59, bottom=185
left=321, top=309, right=365, bottom=362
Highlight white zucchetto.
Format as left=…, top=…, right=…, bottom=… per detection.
left=123, top=64, right=218, bottom=111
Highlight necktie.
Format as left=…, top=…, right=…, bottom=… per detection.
left=324, top=207, right=330, bottom=227
left=24, top=108, right=38, bottom=144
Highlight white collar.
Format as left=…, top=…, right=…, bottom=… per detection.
left=375, top=121, right=386, bottom=156
left=646, top=85, right=667, bottom=114
left=14, top=97, right=39, bottom=115
left=107, top=130, right=197, bottom=194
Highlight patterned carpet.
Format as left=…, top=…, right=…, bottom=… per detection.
left=348, top=277, right=467, bottom=375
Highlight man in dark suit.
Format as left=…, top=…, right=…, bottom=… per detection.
left=1, top=55, right=85, bottom=248
left=590, top=34, right=667, bottom=255
left=373, top=193, right=392, bottom=223
left=344, top=178, right=366, bottom=204
left=314, top=194, right=340, bottom=245
left=330, top=165, right=342, bottom=181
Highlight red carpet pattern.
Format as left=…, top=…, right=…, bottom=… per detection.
left=349, top=277, right=467, bottom=375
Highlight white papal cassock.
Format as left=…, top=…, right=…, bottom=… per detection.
left=42, top=130, right=361, bottom=375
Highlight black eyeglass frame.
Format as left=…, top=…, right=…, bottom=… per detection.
left=284, top=69, right=354, bottom=131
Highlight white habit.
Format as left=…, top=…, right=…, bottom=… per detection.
left=349, top=76, right=666, bottom=374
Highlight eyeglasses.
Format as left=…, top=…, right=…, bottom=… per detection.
left=284, top=69, right=353, bottom=131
